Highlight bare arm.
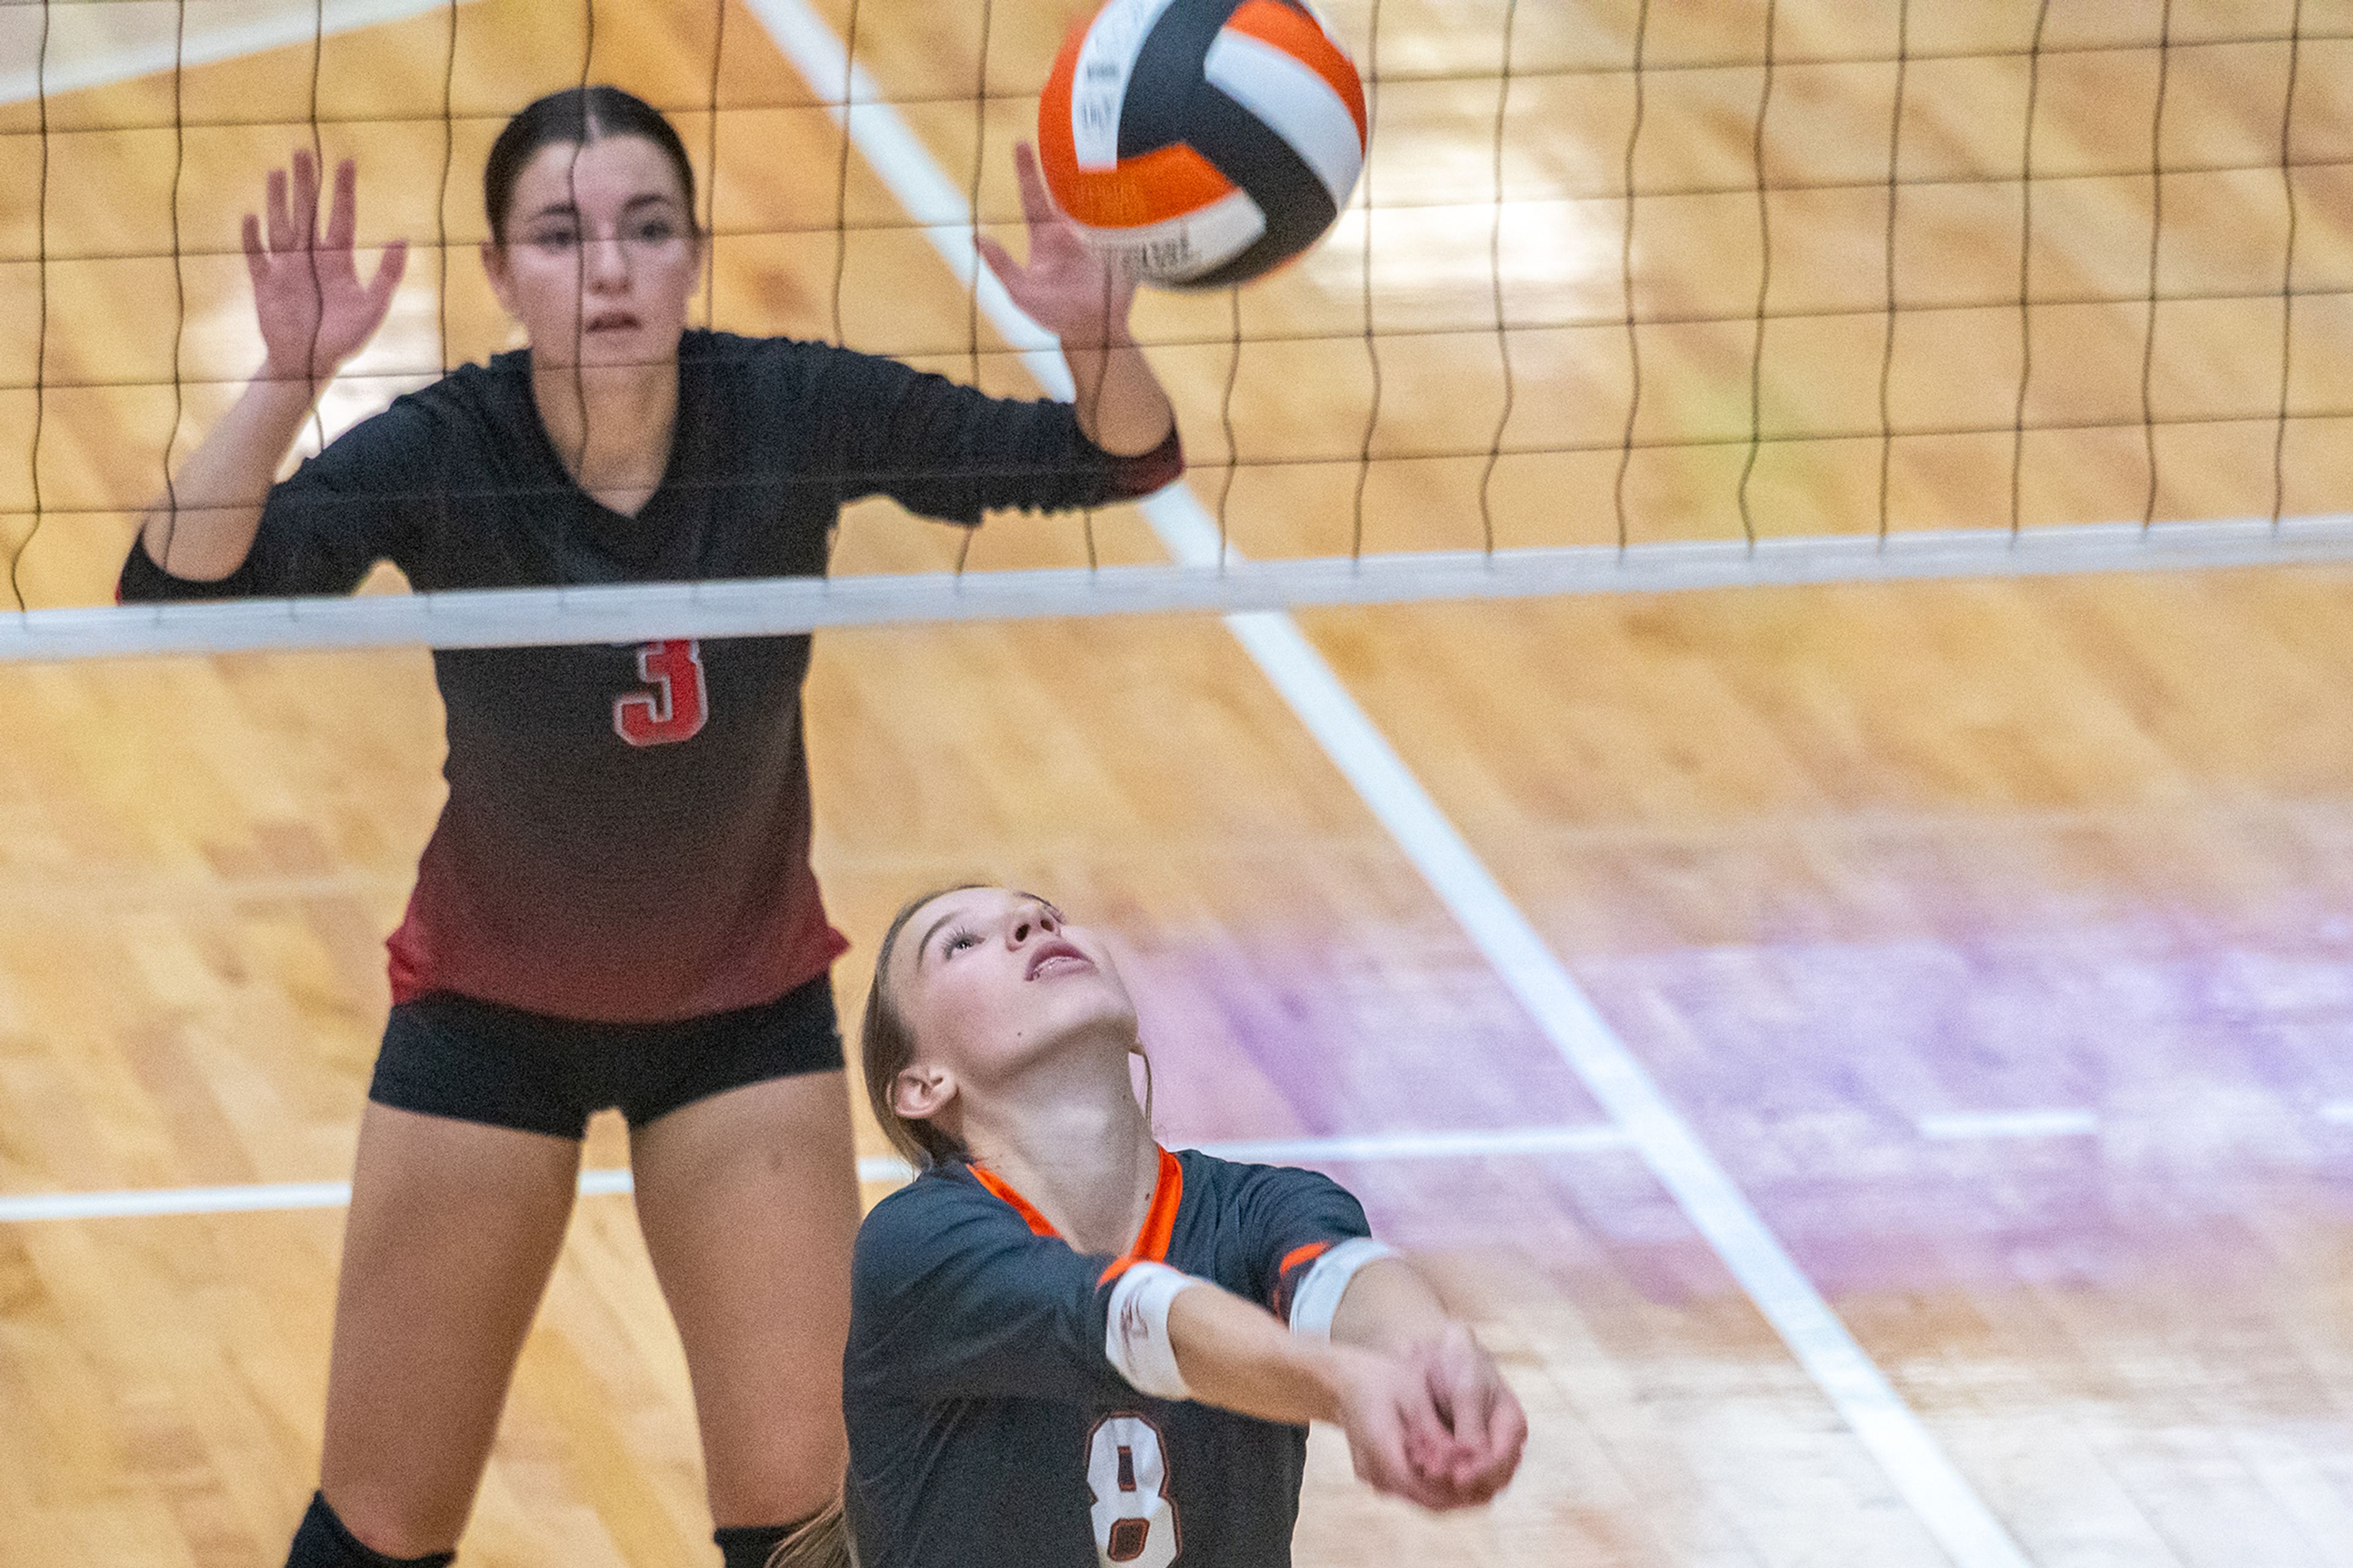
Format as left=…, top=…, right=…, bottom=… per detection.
left=137, top=152, right=406, bottom=580
left=1061, top=330, right=1174, bottom=456
left=140, top=376, right=323, bottom=579
left=1167, top=1277, right=1358, bottom=1427
left=977, top=142, right=1176, bottom=458
left=1164, top=1281, right=1469, bottom=1510
left=1328, top=1254, right=1456, bottom=1354
left=1327, top=1256, right=1528, bottom=1507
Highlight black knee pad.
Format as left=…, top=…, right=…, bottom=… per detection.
left=285, top=1492, right=456, bottom=1568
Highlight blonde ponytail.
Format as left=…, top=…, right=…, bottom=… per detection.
left=763, top=1492, right=852, bottom=1568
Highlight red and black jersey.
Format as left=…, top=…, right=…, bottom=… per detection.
left=844, top=1147, right=1373, bottom=1568
left=118, top=331, right=1183, bottom=1022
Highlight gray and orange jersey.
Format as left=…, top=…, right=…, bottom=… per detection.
left=844, top=1145, right=1384, bottom=1568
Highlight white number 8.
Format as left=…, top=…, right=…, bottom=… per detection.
left=1086, top=1412, right=1181, bottom=1567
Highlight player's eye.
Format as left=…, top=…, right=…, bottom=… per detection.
left=941, top=928, right=980, bottom=956
left=528, top=225, right=579, bottom=252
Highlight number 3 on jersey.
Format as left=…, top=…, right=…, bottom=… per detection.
left=1086, top=1413, right=1180, bottom=1567
left=613, top=639, right=707, bottom=746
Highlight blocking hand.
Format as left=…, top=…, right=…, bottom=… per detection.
left=244, top=150, right=407, bottom=385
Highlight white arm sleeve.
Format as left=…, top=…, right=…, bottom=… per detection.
left=1286, top=1237, right=1400, bottom=1341
left=1105, top=1261, right=1207, bottom=1399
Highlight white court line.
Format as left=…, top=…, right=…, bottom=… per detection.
left=0, top=1162, right=901, bottom=1223
left=0, top=1126, right=1619, bottom=1224
left=1199, top=1124, right=1627, bottom=1165
left=0, top=0, right=466, bottom=105
left=0, top=1179, right=358, bottom=1223
left=2321, top=1103, right=2353, bottom=1125
left=741, top=6, right=2030, bottom=1563
left=1919, top=1109, right=2100, bottom=1140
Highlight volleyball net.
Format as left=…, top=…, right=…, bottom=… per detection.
left=4, top=0, right=2351, bottom=661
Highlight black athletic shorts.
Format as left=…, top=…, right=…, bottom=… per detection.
left=369, top=972, right=844, bottom=1139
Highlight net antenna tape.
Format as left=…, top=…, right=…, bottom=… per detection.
left=16, top=513, right=2353, bottom=663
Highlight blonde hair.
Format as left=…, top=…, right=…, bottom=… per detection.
left=764, top=1493, right=854, bottom=1568
left=859, top=884, right=1158, bottom=1169
left=860, top=884, right=985, bottom=1169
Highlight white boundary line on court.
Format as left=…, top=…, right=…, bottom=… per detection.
left=741, top=6, right=2031, bottom=1562
left=2320, top=1102, right=2353, bottom=1125
left=1197, top=1123, right=1628, bottom=1164
left=1918, top=1109, right=2100, bottom=1140
left=14, top=515, right=2353, bottom=664
left=0, top=1124, right=1625, bottom=1224
left=0, top=0, right=466, bottom=105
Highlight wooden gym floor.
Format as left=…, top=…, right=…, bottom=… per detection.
left=3, top=0, right=2352, bottom=1563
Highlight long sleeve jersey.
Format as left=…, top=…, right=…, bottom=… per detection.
left=845, top=1147, right=1376, bottom=1567
left=119, top=331, right=1183, bottom=1021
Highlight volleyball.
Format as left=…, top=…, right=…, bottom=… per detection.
left=1037, top=0, right=1368, bottom=290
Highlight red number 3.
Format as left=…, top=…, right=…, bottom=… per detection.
left=613, top=639, right=708, bottom=746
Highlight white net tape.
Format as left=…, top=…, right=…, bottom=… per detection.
left=13, top=512, right=2353, bottom=663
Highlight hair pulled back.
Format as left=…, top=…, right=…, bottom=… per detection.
left=484, top=85, right=697, bottom=244
left=861, top=885, right=1158, bottom=1173
left=860, top=884, right=987, bottom=1170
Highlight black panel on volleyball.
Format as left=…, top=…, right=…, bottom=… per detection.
left=1118, top=0, right=1341, bottom=290
left=1180, top=88, right=1336, bottom=289
left=1116, top=0, right=1230, bottom=155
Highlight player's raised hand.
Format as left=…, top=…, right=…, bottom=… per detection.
left=1411, top=1324, right=1527, bottom=1506
left=977, top=141, right=1139, bottom=349
left=243, top=151, right=408, bottom=387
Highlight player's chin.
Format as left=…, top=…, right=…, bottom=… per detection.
left=1021, top=985, right=1137, bottom=1052
left=1059, top=987, right=1137, bottom=1037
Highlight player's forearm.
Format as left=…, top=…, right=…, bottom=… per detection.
left=135, top=371, right=319, bottom=580
left=1064, top=332, right=1175, bottom=456
left=1165, top=1281, right=1362, bottom=1427
left=1327, top=1256, right=1456, bottom=1357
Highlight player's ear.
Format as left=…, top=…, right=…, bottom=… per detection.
left=892, top=1062, right=955, bottom=1123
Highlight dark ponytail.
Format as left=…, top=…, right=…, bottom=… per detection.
left=483, top=85, right=697, bottom=244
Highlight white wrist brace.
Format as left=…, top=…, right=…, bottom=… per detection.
left=1286, top=1237, right=1399, bottom=1341
left=1105, top=1261, right=1206, bottom=1399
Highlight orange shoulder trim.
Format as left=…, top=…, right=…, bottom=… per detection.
left=1278, top=1239, right=1332, bottom=1276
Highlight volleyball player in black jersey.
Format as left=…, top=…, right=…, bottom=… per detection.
left=116, top=88, right=1180, bottom=1568
left=820, top=885, right=1528, bottom=1567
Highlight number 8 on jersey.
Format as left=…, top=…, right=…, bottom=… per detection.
left=1086, top=1412, right=1180, bottom=1567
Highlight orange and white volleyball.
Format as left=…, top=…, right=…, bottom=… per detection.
left=1038, top=0, right=1368, bottom=289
